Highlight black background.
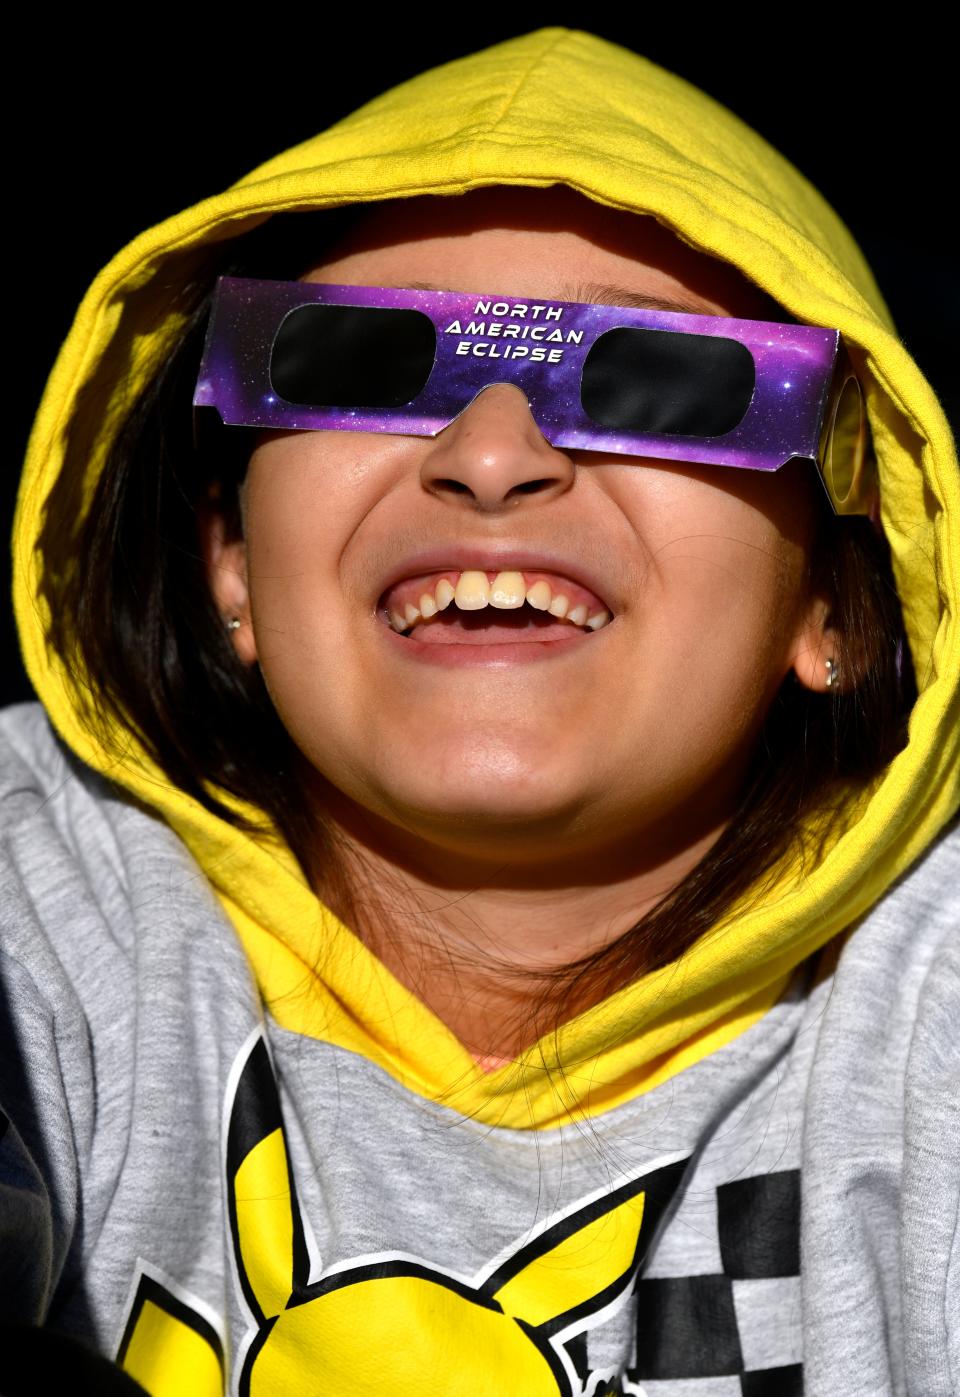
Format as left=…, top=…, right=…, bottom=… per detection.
left=7, top=20, right=956, bottom=707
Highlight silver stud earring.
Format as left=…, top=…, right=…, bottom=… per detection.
left=225, top=616, right=242, bottom=632
left=825, top=657, right=838, bottom=689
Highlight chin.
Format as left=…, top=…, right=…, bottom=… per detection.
left=381, top=771, right=592, bottom=848
left=405, top=738, right=583, bottom=808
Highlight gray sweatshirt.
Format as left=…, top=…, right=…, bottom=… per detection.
left=1, top=703, right=957, bottom=1396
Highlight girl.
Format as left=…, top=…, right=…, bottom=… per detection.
left=2, top=28, right=957, bottom=1397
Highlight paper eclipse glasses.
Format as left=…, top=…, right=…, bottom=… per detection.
left=193, top=276, right=876, bottom=515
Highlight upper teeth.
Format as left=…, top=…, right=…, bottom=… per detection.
left=387, top=570, right=612, bottom=635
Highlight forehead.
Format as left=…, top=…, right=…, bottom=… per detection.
left=306, top=185, right=779, bottom=323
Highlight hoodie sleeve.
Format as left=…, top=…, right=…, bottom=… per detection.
left=0, top=899, right=90, bottom=1322
left=0, top=707, right=125, bottom=1326
left=800, top=821, right=960, bottom=1394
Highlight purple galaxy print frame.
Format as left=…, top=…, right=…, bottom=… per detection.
left=194, top=277, right=867, bottom=505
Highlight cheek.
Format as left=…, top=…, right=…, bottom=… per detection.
left=239, top=441, right=412, bottom=785
left=640, top=498, right=809, bottom=706
left=241, top=434, right=365, bottom=607
left=240, top=452, right=351, bottom=691
left=241, top=427, right=414, bottom=580
left=245, top=513, right=329, bottom=649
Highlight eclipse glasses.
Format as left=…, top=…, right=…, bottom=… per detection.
left=193, top=276, right=877, bottom=515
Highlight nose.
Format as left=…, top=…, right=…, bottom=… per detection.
left=418, top=383, right=576, bottom=512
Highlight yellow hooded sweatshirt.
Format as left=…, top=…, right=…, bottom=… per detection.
left=13, top=26, right=957, bottom=1123
left=4, top=29, right=958, bottom=1395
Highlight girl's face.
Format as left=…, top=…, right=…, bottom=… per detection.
left=212, top=187, right=833, bottom=874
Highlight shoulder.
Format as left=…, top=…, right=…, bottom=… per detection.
left=0, top=707, right=262, bottom=1321
left=0, top=698, right=142, bottom=842
left=0, top=701, right=260, bottom=1084
left=0, top=706, right=112, bottom=1316
left=801, top=820, right=959, bottom=1389
left=0, top=703, right=209, bottom=963
left=831, top=816, right=959, bottom=992
left=866, top=814, right=960, bottom=939
left=0, top=702, right=134, bottom=901
left=0, top=702, right=255, bottom=1019
left=823, top=817, right=959, bottom=1059
left=805, top=814, right=959, bottom=1198
left=0, top=704, right=122, bottom=1025
left=0, top=704, right=160, bottom=1132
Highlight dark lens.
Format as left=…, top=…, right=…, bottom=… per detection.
left=581, top=327, right=755, bottom=437
left=270, top=304, right=436, bottom=408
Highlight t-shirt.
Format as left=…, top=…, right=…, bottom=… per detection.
left=2, top=705, right=957, bottom=1395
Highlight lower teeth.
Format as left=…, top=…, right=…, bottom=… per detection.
left=395, top=609, right=605, bottom=638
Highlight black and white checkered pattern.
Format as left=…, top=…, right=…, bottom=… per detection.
left=589, top=1170, right=804, bottom=1394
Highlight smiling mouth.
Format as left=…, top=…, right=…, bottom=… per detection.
left=378, top=569, right=613, bottom=642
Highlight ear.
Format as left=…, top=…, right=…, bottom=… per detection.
left=787, top=593, right=841, bottom=694
left=199, top=499, right=258, bottom=667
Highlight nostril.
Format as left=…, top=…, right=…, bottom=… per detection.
left=433, top=479, right=474, bottom=496
left=419, top=382, right=575, bottom=512
left=510, top=479, right=555, bottom=496
left=431, top=477, right=559, bottom=501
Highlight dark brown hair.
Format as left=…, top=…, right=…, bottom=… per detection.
left=39, top=208, right=916, bottom=1030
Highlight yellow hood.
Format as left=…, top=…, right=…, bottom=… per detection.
left=13, top=29, right=958, bottom=1128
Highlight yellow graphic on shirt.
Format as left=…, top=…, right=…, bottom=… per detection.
left=117, top=1269, right=224, bottom=1396
left=228, top=1034, right=687, bottom=1396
